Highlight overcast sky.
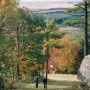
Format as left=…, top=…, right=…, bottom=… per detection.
left=21, top=0, right=83, bottom=2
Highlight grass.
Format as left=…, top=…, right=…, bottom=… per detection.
left=48, top=80, right=81, bottom=90
left=11, top=79, right=82, bottom=90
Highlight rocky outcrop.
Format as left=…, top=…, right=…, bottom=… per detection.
left=77, top=55, right=90, bottom=87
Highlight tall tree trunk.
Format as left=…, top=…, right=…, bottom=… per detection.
left=16, top=26, right=20, bottom=77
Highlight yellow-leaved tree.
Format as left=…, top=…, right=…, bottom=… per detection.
left=49, top=35, right=81, bottom=73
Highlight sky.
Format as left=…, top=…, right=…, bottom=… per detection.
left=21, top=0, right=83, bottom=2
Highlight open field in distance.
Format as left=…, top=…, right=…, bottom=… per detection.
left=20, top=1, right=75, bottom=11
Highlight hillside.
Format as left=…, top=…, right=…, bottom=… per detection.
left=20, top=1, right=75, bottom=11
left=19, top=1, right=81, bottom=25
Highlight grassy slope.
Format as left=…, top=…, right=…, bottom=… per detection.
left=11, top=79, right=81, bottom=90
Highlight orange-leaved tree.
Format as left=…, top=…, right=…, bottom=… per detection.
left=49, top=35, right=81, bottom=74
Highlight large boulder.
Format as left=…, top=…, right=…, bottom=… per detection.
left=77, top=55, right=90, bottom=87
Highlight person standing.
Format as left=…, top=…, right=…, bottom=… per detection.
left=34, top=75, right=39, bottom=88
left=43, top=77, right=47, bottom=89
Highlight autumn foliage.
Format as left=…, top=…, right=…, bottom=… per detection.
left=48, top=35, right=81, bottom=74
left=0, top=0, right=83, bottom=85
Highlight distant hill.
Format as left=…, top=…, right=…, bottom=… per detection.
left=19, top=1, right=81, bottom=25
left=19, top=1, right=75, bottom=11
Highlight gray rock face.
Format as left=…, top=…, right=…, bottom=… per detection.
left=78, top=55, right=90, bottom=87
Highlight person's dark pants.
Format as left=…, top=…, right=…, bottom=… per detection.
left=36, top=82, right=38, bottom=88
left=44, top=83, right=47, bottom=89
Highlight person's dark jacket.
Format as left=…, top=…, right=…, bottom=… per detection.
left=43, top=77, right=47, bottom=84
left=34, top=76, right=39, bottom=83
